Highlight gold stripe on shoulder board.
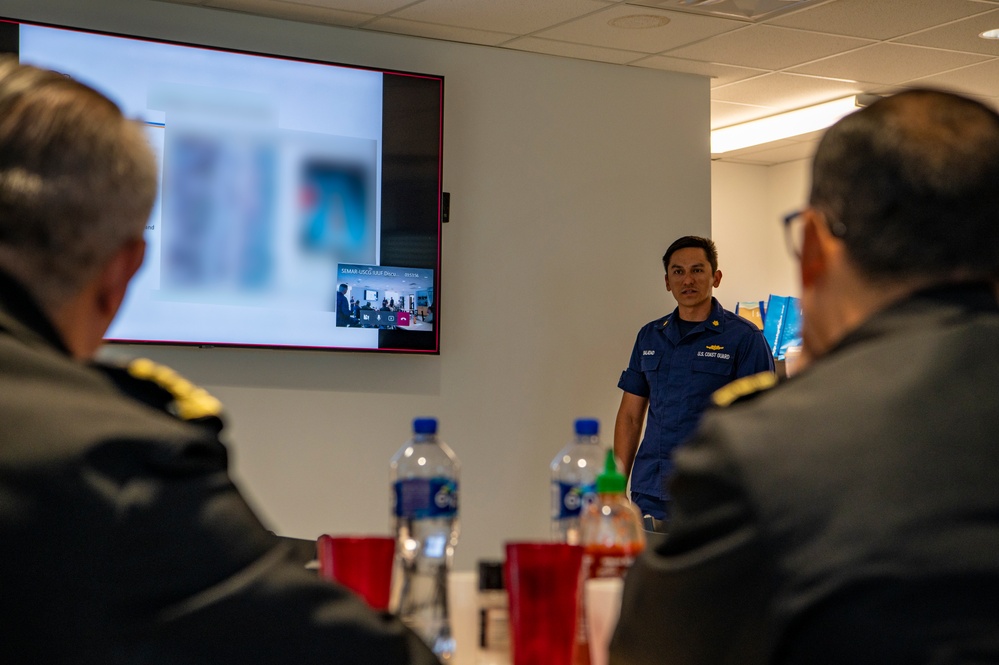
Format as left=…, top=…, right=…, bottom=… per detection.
left=712, top=371, right=778, bottom=408
left=127, top=358, right=223, bottom=420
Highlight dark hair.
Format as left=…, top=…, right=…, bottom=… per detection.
left=0, top=57, right=157, bottom=308
left=809, top=88, right=999, bottom=280
left=662, top=236, right=718, bottom=273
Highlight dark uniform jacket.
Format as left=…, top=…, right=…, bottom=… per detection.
left=610, top=283, right=999, bottom=665
left=0, top=270, right=438, bottom=665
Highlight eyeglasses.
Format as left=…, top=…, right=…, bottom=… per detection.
left=782, top=208, right=848, bottom=259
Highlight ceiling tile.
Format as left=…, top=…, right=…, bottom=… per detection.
left=723, top=136, right=800, bottom=153
left=205, top=0, right=374, bottom=26
left=717, top=139, right=819, bottom=165
left=910, top=58, right=999, bottom=99
left=768, top=0, right=994, bottom=40
left=393, top=0, right=611, bottom=35
left=290, top=0, right=415, bottom=13
left=504, top=37, right=645, bottom=64
left=788, top=42, right=990, bottom=85
left=632, top=0, right=826, bottom=22
left=713, top=154, right=772, bottom=165
left=665, top=24, right=873, bottom=70
left=535, top=5, right=745, bottom=54
left=789, top=129, right=827, bottom=143
left=367, top=17, right=517, bottom=46
left=895, top=9, right=999, bottom=55
left=710, top=99, right=776, bottom=129
left=712, top=72, right=870, bottom=111
left=634, top=55, right=768, bottom=87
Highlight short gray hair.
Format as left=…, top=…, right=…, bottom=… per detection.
left=0, top=57, right=158, bottom=310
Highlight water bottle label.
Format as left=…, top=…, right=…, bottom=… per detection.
left=393, top=477, right=459, bottom=518
left=554, top=481, right=596, bottom=520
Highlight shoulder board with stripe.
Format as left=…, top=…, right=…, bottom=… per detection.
left=126, top=358, right=223, bottom=421
left=712, top=371, right=778, bottom=408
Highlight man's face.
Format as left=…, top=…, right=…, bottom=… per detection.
left=665, top=247, right=721, bottom=310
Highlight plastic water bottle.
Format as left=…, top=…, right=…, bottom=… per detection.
left=391, top=417, right=460, bottom=660
left=550, top=418, right=606, bottom=545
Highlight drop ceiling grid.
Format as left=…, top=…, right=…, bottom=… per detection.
left=531, top=5, right=745, bottom=54
left=766, top=0, right=997, bottom=40
left=145, top=0, right=999, bottom=165
left=366, top=16, right=517, bottom=47
left=386, top=0, right=615, bottom=37
left=204, top=0, right=376, bottom=27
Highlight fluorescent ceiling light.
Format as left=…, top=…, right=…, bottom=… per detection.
left=711, top=96, right=861, bottom=154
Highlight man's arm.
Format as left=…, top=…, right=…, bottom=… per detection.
left=736, top=328, right=776, bottom=378
left=614, top=391, right=649, bottom=480
left=610, top=417, right=771, bottom=665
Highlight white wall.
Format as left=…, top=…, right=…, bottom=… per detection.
left=711, top=158, right=812, bottom=308
left=6, top=0, right=711, bottom=569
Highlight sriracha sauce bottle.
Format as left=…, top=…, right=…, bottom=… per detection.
left=573, top=449, right=645, bottom=665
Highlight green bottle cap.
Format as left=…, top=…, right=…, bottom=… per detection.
left=596, top=448, right=626, bottom=494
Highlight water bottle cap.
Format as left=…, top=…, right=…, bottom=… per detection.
left=574, top=418, right=599, bottom=436
left=413, top=417, right=438, bottom=434
left=596, top=448, right=626, bottom=494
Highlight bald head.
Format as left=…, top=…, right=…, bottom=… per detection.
left=809, top=89, right=999, bottom=282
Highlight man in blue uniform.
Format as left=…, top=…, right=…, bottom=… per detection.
left=614, top=236, right=773, bottom=522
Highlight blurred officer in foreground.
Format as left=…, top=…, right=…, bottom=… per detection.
left=0, top=58, right=438, bottom=665
left=612, top=88, right=999, bottom=665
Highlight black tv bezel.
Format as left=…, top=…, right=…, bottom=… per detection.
left=0, top=16, right=444, bottom=355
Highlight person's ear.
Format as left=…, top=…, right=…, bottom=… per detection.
left=799, top=209, right=830, bottom=289
left=712, top=269, right=722, bottom=288
left=664, top=273, right=672, bottom=292
left=95, top=237, right=146, bottom=320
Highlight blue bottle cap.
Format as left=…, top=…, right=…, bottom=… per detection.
left=574, top=418, right=599, bottom=436
left=413, top=417, right=438, bottom=434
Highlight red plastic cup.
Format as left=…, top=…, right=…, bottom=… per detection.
left=317, top=535, right=396, bottom=611
left=505, top=542, right=585, bottom=665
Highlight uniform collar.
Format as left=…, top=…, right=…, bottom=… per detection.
left=0, top=267, right=72, bottom=356
left=661, top=297, right=726, bottom=342
left=832, top=282, right=997, bottom=355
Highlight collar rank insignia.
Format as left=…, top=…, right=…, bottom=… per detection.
left=712, top=320, right=720, bottom=326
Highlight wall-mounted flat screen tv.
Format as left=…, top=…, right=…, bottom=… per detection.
left=0, top=18, right=443, bottom=354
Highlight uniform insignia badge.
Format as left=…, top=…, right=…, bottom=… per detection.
left=706, top=345, right=724, bottom=351
left=712, top=320, right=720, bottom=326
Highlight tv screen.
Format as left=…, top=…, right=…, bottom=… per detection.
left=0, top=18, right=443, bottom=354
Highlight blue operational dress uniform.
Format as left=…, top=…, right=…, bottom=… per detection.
left=618, top=297, right=773, bottom=518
